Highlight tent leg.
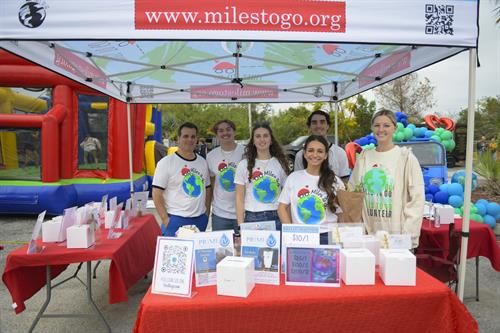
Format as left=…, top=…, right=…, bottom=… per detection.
left=457, top=48, right=477, bottom=302
left=126, top=102, right=134, bottom=200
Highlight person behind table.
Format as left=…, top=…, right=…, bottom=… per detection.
left=152, top=122, right=212, bottom=236
left=294, top=110, right=350, bottom=179
left=206, top=120, right=245, bottom=231
left=235, top=122, right=290, bottom=231
left=348, top=109, right=424, bottom=248
left=278, top=135, right=345, bottom=244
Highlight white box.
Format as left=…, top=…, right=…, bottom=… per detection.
left=42, top=216, right=65, bottom=243
left=104, top=210, right=122, bottom=229
left=341, top=248, right=375, bottom=285
left=67, top=225, right=95, bottom=248
left=216, top=256, right=255, bottom=298
left=379, top=249, right=416, bottom=286
left=343, top=235, right=381, bottom=264
left=435, top=205, right=454, bottom=225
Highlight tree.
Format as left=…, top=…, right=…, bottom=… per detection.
left=457, top=96, right=500, bottom=140
left=373, top=73, right=435, bottom=119
left=341, top=94, right=377, bottom=140
left=270, top=105, right=311, bottom=144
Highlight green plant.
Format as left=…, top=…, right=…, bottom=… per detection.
left=474, top=152, right=500, bottom=196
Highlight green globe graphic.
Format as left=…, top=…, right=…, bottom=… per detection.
left=252, top=176, right=279, bottom=203
left=297, top=195, right=325, bottom=224
left=218, top=167, right=236, bottom=192
left=363, top=168, right=387, bottom=194
left=182, top=173, right=203, bottom=197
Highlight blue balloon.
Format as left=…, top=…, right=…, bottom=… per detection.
left=407, top=124, right=416, bottom=130
left=358, top=137, right=369, bottom=146
left=425, top=194, right=434, bottom=202
left=428, top=184, right=440, bottom=195
left=439, top=183, right=450, bottom=193
left=369, top=138, right=377, bottom=145
left=447, top=183, right=464, bottom=196
left=448, top=195, right=463, bottom=208
left=483, top=215, right=496, bottom=228
left=434, top=191, right=449, bottom=204
left=475, top=203, right=487, bottom=216
left=476, top=199, right=489, bottom=207
left=424, top=130, right=434, bottom=138
left=486, top=202, right=500, bottom=217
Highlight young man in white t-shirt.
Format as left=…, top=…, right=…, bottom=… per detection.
left=294, top=110, right=350, bottom=178
left=206, top=120, right=245, bottom=231
left=152, top=122, right=212, bottom=236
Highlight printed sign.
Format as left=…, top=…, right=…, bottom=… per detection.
left=286, top=245, right=341, bottom=287
left=152, top=237, right=195, bottom=297
left=241, top=230, right=280, bottom=285
left=281, top=224, right=320, bottom=273
left=27, top=211, right=46, bottom=254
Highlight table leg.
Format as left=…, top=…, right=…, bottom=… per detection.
left=86, top=261, right=112, bottom=333
left=28, top=266, right=52, bottom=333
left=92, top=260, right=102, bottom=279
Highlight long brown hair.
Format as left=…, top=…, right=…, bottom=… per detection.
left=245, top=122, right=290, bottom=181
left=302, top=135, right=338, bottom=212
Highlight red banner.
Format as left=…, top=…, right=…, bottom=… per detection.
left=54, top=47, right=107, bottom=89
left=358, top=52, right=412, bottom=88
left=135, top=0, right=345, bottom=33
left=190, top=85, right=279, bottom=99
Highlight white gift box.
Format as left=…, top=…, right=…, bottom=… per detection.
left=341, top=248, right=375, bottom=285
left=67, top=224, right=95, bottom=248
left=216, top=256, right=255, bottom=298
left=104, top=210, right=122, bottom=229
left=42, top=216, right=65, bottom=243
left=379, top=249, right=416, bottom=286
left=435, top=204, right=454, bottom=225
left=343, top=235, right=381, bottom=264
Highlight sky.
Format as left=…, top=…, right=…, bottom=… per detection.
left=272, top=1, right=499, bottom=119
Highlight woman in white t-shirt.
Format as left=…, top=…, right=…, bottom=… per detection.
left=235, top=122, right=290, bottom=230
left=278, top=135, right=344, bottom=244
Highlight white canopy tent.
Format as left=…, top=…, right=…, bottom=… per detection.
left=0, top=0, right=480, bottom=300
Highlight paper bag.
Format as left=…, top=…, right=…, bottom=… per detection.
left=336, top=190, right=364, bottom=223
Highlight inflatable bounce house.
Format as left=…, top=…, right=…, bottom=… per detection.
left=0, top=50, right=163, bottom=215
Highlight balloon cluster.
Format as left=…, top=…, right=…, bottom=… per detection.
left=425, top=171, right=499, bottom=229
left=428, top=127, right=456, bottom=152
left=395, top=111, right=408, bottom=126
left=354, top=134, right=377, bottom=148
left=392, top=122, right=413, bottom=142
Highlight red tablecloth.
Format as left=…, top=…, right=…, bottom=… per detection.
left=133, top=269, right=477, bottom=333
left=2, top=215, right=161, bottom=314
left=419, top=218, right=500, bottom=271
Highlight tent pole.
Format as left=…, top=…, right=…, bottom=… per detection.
left=126, top=83, right=135, bottom=200
left=457, top=48, right=477, bottom=301
left=334, top=102, right=339, bottom=146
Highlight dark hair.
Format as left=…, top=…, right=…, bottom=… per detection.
left=178, top=122, right=198, bottom=136
left=245, top=121, right=290, bottom=181
left=302, top=135, right=338, bottom=213
left=371, top=109, right=397, bottom=127
left=213, top=119, right=236, bottom=133
left=307, top=110, right=331, bottom=127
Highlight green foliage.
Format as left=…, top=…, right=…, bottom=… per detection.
left=457, top=96, right=500, bottom=140
left=474, top=152, right=500, bottom=196
left=269, top=105, right=311, bottom=145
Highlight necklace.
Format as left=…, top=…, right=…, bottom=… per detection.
left=220, top=147, right=236, bottom=161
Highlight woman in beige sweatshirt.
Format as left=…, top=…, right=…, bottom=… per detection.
left=348, top=110, right=425, bottom=248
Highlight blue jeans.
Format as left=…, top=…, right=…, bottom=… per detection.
left=244, top=210, right=282, bottom=231
left=211, top=214, right=237, bottom=231
left=161, top=213, right=208, bottom=236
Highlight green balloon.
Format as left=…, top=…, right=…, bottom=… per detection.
left=396, top=122, right=404, bottom=130
left=442, top=140, right=453, bottom=151
left=470, top=204, right=478, bottom=214
left=454, top=207, right=462, bottom=214
left=448, top=140, right=456, bottom=150
left=470, top=214, right=483, bottom=222
left=396, top=132, right=405, bottom=142
left=458, top=207, right=463, bottom=216
left=435, top=127, right=444, bottom=134
left=403, top=128, right=413, bottom=140
left=441, top=130, right=453, bottom=140
left=431, top=135, right=441, bottom=142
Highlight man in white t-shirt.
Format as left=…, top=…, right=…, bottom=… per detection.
left=152, top=122, right=212, bottom=236
left=206, top=120, right=245, bottom=231
left=294, top=110, right=350, bottom=178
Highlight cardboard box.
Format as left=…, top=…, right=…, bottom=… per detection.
left=435, top=205, right=454, bottom=225
left=42, top=216, right=65, bottom=243
left=341, top=248, right=375, bottom=285
left=379, top=249, right=416, bottom=286
left=216, top=256, right=255, bottom=298
left=67, top=224, right=95, bottom=248
left=343, top=235, right=381, bottom=264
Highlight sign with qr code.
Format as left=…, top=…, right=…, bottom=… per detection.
left=152, top=237, right=195, bottom=297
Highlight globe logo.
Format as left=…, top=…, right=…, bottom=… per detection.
left=363, top=168, right=387, bottom=195
left=252, top=176, right=279, bottom=203
left=19, top=2, right=47, bottom=28
left=182, top=173, right=204, bottom=198
left=297, top=194, right=325, bottom=224
left=218, top=167, right=236, bottom=192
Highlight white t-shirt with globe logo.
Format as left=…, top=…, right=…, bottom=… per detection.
left=279, top=170, right=344, bottom=233
left=206, top=144, right=245, bottom=219
left=235, top=158, right=287, bottom=212
left=153, top=152, right=210, bottom=217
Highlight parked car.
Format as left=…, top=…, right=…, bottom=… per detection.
left=284, top=135, right=336, bottom=170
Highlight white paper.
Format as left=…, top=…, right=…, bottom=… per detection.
left=388, top=234, right=412, bottom=250
left=281, top=224, right=320, bottom=273
left=152, top=237, right=195, bottom=297
left=109, top=196, right=117, bottom=212
left=240, top=220, right=276, bottom=231
left=338, top=226, right=364, bottom=243
left=240, top=230, right=280, bottom=285
left=27, top=211, right=46, bottom=254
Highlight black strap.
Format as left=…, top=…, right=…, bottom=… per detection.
left=461, top=231, right=470, bottom=238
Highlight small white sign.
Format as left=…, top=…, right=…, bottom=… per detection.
left=152, top=237, right=195, bottom=297
left=109, top=196, right=117, bottom=212
left=27, top=211, right=46, bottom=254
left=240, top=220, right=276, bottom=231
left=338, top=226, right=364, bottom=243
left=388, top=234, right=412, bottom=250
left=241, top=230, right=280, bottom=285
left=133, top=191, right=149, bottom=215
left=281, top=224, right=320, bottom=273
left=107, top=203, right=123, bottom=239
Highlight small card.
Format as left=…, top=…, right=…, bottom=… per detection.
left=286, top=245, right=341, bottom=287
left=27, top=211, right=46, bottom=254
left=191, top=231, right=234, bottom=287
left=240, top=220, right=276, bottom=231
left=107, top=203, right=123, bottom=239
left=109, top=196, right=117, bottom=212
left=133, top=191, right=149, bottom=215
left=388, top=234, right=412, bottom=249
left=241, top=230, right=280, bottom=285
left=281, top=224, right=320, bottom=273
left=152, top=237, right=195, bottom=298
left=338, top=226, right=364, bottom=243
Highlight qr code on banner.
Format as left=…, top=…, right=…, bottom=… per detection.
left=161, top=244, right=188, bottom=274
left=425, top=4, right=454, bottom=35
